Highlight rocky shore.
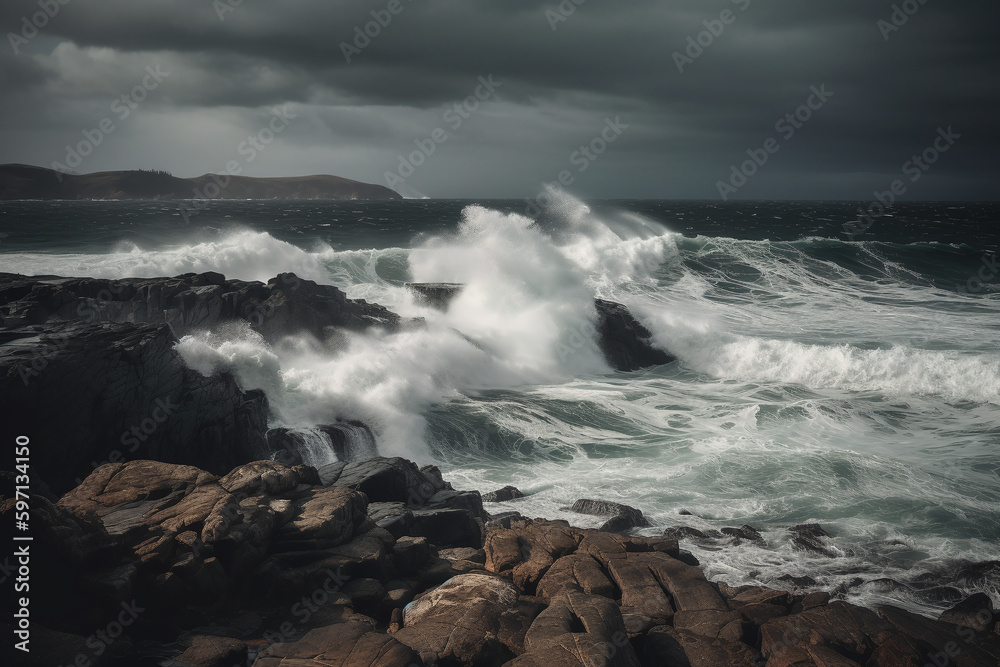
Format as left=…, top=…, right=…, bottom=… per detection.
left=3, top=457, right=999, bottom=666
left=2, top=270, right=998, bottom=666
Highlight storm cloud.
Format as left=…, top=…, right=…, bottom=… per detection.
left=1, top=0, right=996, bottom=199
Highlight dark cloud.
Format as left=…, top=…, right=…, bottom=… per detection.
left=0, top=0, right=996, bottom=199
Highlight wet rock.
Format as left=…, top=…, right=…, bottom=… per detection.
left=537, top=553, right=615, bottom=600
left=720, top=524, right=764, bottom=544
left=790, top=523, right=839, bottom=557
left=761, top=602, right=893, bottom=663
left=879, top=604, right=1000, bottom=667
left=0, top=321, right=270, bottom=494
left=594, top=298, right=675, bottom=371
left=676, top=550, right=700, bottom=567
left=777, top=574, right=817, bottom=588
left=486, top=511, right=524, bottom=529
left=568, top=499, right=650, bottom=532
left=663, top=525, right=724, bottom=541
left=482, top=485, right=524, bottom=503
left=939, top=592, right=995, bottom=631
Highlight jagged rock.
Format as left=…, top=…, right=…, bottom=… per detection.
left=790, top=523, right=839, bottom=557
left=878, top=604, right=1000, bottom=666
left=253, top=620, right=420, bottom=667
left=641, top=626, right=761, bottom=667
left=607, top=555, right=676, bottom=628
left=594, top=298, right=674, bottom=371
left=483, top=485, right=525, bottom=503
left=663, top=525, right=724, bottom=541
left=0, top=271, right=401, bottom=342
left=404, top=282, right=465, bottom=310
left=0, top=321, right=270, bottom=493
left=567, top=499, right=650, bottom=532
left=392, top=536, right=431, bottom=575
left=368, top=502, right=415, bottom=538
left=761, top=602, right=893, bottom=663
left=395, top=573, right=521, bottom=665
left=720, top=524, right=764, bottom=544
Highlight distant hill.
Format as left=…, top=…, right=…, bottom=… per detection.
left=0, top=164, right=401, bottom=200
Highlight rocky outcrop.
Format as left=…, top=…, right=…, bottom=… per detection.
left=404, top=283, right=675, bottom=372
left=566, top=499, right=651, bottom=533
left=0, top=321, right=270, bottom=493
left=0, top=271, right=400, bottom=342
left=10, top=457, right=1000, bottom=667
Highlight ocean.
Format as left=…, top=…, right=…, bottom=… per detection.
left=2, top=194, right=998, bottom=617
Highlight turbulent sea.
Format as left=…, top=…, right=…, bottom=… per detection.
left=2, top=195, right=999, bottom=617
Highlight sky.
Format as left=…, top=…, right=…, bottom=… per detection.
left=1, top=0, right=997, bottom=200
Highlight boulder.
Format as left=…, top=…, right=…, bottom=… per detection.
left=395, top=573, right=521, bottom=666
left=567, top=499, right=650, bottom=532
left=174, top=635, right=248, bottom=667
left=483, top=485, right=525, bottom=503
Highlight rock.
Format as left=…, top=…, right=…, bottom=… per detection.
left=676, top=549, right=700, bottom=567
left=322, top=457, right=441, bottom=506
left=790, top=523, right=839, bottom=557
left=485, top=520, right=582, bottom=594
left=0, top=321, right=270, bottom=493
left=641, top=625, right=760, bottom=667
left=483, top=485, right=525, bottom=503
left=761, top=602, right=892, bottom=663
left=663, top=526, right=724, bottom=541
left=253, top=620, right=420, bottom=667
left=174, top=635, right=248, bottom=667
left=594, top=298, right=675, bottom=371
left=344, top=578, right=387, bottom=618
left=395, top=573, right=521, bottom=666
left=367, top=502, right=415, bottom=538
left=537, top=553, right=615, bottom=600
left=486, top=511, right=524, bottom=529
left=778, top=574, right=817, bottom=588
left=720, top=524, right=764, bottom=544
left=392, top=536, right=431, bottom=575
left=513, top=591, right=640, bottom=667
left=266, top=421, right=377, bottom=466
left=404, top=282, right=465, bottom=310
left=438, top=547, right=487, bottom=564
left=607, top=555, right=676, bottom=626
left=939, top=592, right=995, bottom=631
left=879, top=604, right=1000, bottom=666
left=410, top=507, right=483, bottom=547
left=567, top=499, right=650, bottom=532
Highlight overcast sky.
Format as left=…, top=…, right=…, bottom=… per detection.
left=1, top=0, right=997, bottom=199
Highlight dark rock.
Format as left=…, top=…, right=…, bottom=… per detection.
left=486, top=511, right=524, bottom=529
left=679, top=509, right=694, bottom=516
left=410, top=506, right=483, bottom=547
left=676, top=549, right=700, bottom=567
left=939, top=592, right=995, bottom=632
left=720, top=524, right=764, bottom=544
left=344, top=578, right=387, bottom=618
left=323, top=457, right=443, bottom=506
left=0, top=321, right=270, bottom=494
left=438, top=547, right=487, bottom=565
left=789, top=523, right=839, bottom=557
left=777, top=574, right=817, bottom=588
left=663, top=526, right=723, bottom=541
left=265, top=421, right=377, bottom=467
left=567, top=499, right=650, bottom=532
left=392, top=536, right=431, bottom=575
left=879, top=604, right=1000, bottom=667
left=594, top=298, right=674, bottom=371
left=368, top=502, right=415, bottom=538
left=482, top=485, right=525, bottom=503
left=404, top=282, right=465, bottom=310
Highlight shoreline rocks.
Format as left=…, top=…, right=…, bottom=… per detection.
left=7, top=457, right=1000, bottom=667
